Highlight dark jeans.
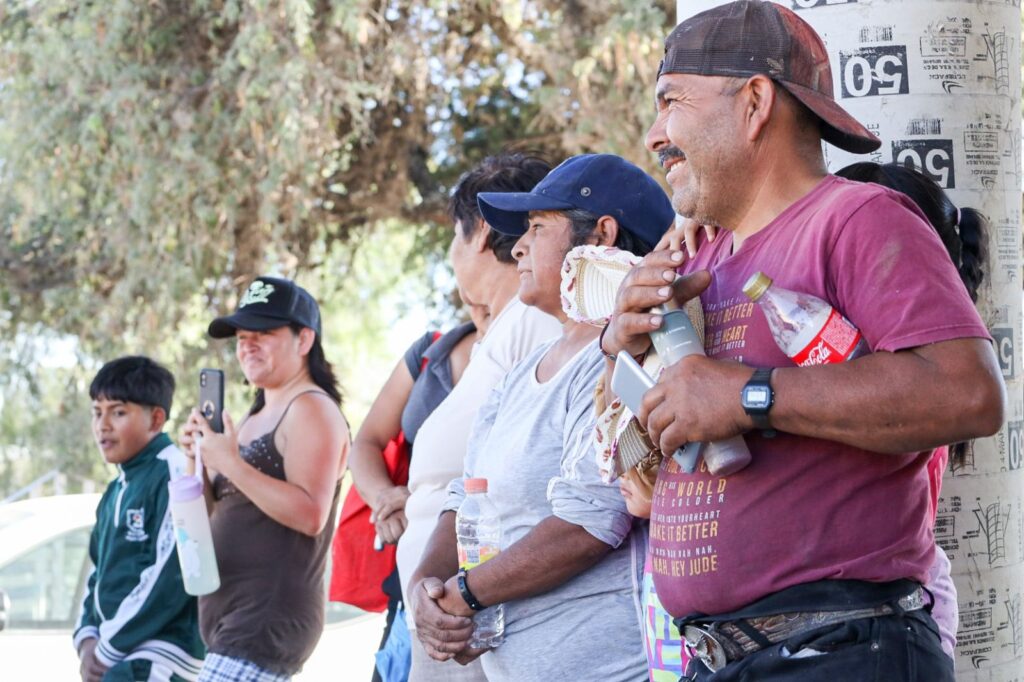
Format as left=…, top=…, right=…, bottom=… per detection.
left=680, top=580, right=955, bottom=682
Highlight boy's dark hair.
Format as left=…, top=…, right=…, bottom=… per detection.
left=90, top=356, right=175, bottom=417
left=448, top=152, right=552, bottom=263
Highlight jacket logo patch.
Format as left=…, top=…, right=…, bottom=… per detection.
left=125, top=508, right=148, bottom=542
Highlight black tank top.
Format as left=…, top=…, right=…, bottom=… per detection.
left=199, top=391, right=342, bottom=674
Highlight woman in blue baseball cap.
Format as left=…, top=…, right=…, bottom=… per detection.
left=181, top=275, right=350, bottom=681
left=407, top=154, right=675, bottom=681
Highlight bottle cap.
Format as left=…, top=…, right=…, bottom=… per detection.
left=742, top=272, right=773, bottom=302
left=464, top=478, right=488, bottom=494
left=168, top=475, right=203, bottom=502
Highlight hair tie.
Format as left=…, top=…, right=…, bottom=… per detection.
left=954, top=207, right=962, bottom=228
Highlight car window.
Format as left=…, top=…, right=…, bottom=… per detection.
left=0, top=527, right=91, bottom=629
left=0, top=507, right=34, bottom=533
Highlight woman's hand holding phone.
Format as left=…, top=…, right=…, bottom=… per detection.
left=184, top=408, right=240, bottom=480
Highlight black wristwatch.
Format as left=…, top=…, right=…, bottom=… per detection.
left=456, top=567, right=486, bottom=611
left=741, top=368, right=775, bottom=436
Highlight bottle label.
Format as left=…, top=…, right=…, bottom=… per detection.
left=458, top=544, right=499, bottom=570
left=790, top=308, right=863, bottom=366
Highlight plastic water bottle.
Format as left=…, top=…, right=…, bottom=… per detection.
left=168, top=475, right=220, bottom=595
left=742, top=272, right=867, bottom=366
left=650, top=296, right=753, bottom=476
left=455, top=478, right=504, bottom=648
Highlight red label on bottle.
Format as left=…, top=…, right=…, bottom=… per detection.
left=790, top=309, right=863, bottom=366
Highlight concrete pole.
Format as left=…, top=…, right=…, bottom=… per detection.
left=674, top=1, right=1023, bottom=678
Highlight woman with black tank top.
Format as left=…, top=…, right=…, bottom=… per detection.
left=180, top=276, right=350, bottom=681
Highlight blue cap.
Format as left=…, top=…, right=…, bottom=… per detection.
left=476, top=154, right=675, bottom=248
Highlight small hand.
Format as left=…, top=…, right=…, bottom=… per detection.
left=188, top=408, right=241, bottom=478
left=374, top=509, right=408, bottom=545
left=654, top=218, right=718, bottom=258
left=78, top=638, right=108, bottom=682
left=178, top=415, right=200, bottom=463
left=370, top=485, right=410, bottom=544
left=370, top=485, right=410, bottom=524
left=637, top=356, right=754, bottom=453
left=411, top=577, right=474, bottom=661
left=439, top=574, right=476, bottom=618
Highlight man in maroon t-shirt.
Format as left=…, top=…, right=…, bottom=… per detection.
left=600, top=2, right=1005, bottom=681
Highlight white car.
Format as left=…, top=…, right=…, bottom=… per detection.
left=0, top=494, right=384, bottom=681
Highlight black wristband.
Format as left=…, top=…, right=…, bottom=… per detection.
left=598, top=319, right=617, bottom=361
left=456, top=567, right=486, bottom=611
left=599, top=318, right=649, bottom=365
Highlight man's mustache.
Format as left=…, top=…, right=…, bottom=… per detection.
left=658, top=146, right=686, bottom=168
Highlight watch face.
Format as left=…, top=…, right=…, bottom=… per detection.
left=743, top=385, right=771, bottom=410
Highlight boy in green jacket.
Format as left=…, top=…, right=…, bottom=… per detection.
left=74, top=356, right=205, bottom=681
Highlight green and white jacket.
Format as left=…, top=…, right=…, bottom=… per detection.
left=73, top=433, right=205, bottom=679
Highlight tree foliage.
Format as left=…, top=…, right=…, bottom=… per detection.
left=0, top=0, right=674, bottom=490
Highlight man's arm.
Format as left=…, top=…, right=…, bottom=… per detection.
left=637, top=336, right=1004, bottom=456
left=771, top=337, right=1004, bottom=451
left=604, top=250, right=1006, bottom=455
left=436, top=360, right=627, bottom=619
left=439, top=516, right=611, bottom=616
left=349, top=357, right=416, bottom=543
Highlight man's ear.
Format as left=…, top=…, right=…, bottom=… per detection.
left=743, top=74, right=777, bottom=142
left=472, top=219, right=491, bottom=254
left=148, top=406, right=168, bottom=433
left=593, top=216, right=620, bottom=247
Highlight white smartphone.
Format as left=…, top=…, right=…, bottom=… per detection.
left=610, top=351, right=655, bottom=414
left=610, top=351, right=701, bottom=473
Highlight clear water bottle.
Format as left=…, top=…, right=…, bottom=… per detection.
left=650, top=297, right=752, bottom=476
left=168, top=475, right=220, bottom=596
left=742, top=272, right=867, bottom=366
left=455, top=478, right=504, bottom=648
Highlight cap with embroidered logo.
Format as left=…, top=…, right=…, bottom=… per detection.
left=208, top=276, right=322, bottom=339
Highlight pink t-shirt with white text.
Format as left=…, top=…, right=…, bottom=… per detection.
left=650, top=176, right=991, bottom=618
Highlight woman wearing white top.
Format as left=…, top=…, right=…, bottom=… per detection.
left=394, top=153, right=563, bottom=682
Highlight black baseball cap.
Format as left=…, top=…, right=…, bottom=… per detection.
left=208, top=276, right=322, bottom=339
left=476, top=154, right=675, bottom=247
left=659, top=0, right=881, bottom=154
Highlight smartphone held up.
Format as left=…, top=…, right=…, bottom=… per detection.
left=199, top=368, right=225, bottom=433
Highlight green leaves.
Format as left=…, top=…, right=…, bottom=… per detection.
left=0, top=0, right=674, bottom=491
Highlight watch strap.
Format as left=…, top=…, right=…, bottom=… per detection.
left=456, top=567, right=486, bottom=611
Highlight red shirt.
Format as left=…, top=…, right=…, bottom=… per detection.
left=650, top=176, right=991, bottom=617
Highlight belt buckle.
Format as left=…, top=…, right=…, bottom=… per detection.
left=898, top=587, right=927, bottom=613
left=683, top=625, right=729, bottom=672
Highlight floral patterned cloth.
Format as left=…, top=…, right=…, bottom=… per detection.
left=559, top=245, right=704, bottom=483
